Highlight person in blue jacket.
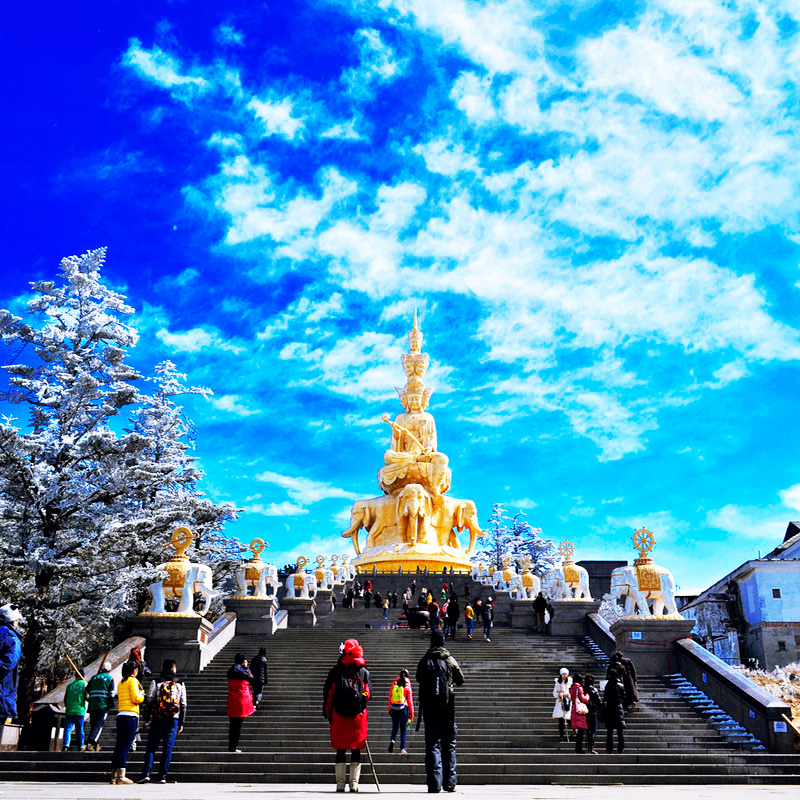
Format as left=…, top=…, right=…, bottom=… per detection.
left=0, top=604, right=24, bottom=736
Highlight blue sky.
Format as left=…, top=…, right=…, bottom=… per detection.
left=4, top=0, right=800, bottom=592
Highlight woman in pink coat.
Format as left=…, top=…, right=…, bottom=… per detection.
left=323, top=639, right=372, bottom=792
left=226, top=653, right=255, bottom=752
left=569, top=672, right=590, bottom=754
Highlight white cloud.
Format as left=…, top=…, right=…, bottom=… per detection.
left=343, top=28, right=406, bottom=98
left=779, top=484, right=800, bottom=512
left=705, top=504, right=788, bottom=541
left=123, top=39, right=209, bottom=97
left=509, top=497, right=537, bottom=510
left=156, top=326, right=245, bottom=354
left=245, top=501, right=310, bottom=517
left=254, top=470, right=361, bottom=504
left=215, top=23, right=245, bottom=47
left=247, top=95, right=304, bottom=139
left=209, top=394, right=260, bottom=417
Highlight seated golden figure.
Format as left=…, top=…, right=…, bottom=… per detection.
left=341, top=313, right=482, bottom=573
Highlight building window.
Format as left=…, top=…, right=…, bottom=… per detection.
left=772, top=588, right=782, bottom=599
left=777, top=641, right=787, bottom=652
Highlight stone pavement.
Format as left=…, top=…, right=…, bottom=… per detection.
left=0, top=784, right=798, bottom=800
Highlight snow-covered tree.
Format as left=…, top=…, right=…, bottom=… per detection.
left=508, top=512, right=561, bottom=576
left=471, top=504, right=558, bottom=575
left=0, top=249, right=239, bottom=727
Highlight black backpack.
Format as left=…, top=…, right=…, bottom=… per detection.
left=419, top=655, right=451, bottom=709
left=333, top=670, right=365, bottom=717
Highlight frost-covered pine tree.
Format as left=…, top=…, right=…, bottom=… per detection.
left=0, top=249, right=238, bottom=727
left=472, top=503, right=512, bottom=569
left=508, top=512, right=560, bottom=576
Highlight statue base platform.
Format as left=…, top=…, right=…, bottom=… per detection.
left=510, top=599, right=536, bottom=629
left=610, top=616, right=695, bottom=675
left=549, top=600, right=601, bottom=637
left=280, top=597, right=317, bottom=627
left=131, top=614, right=214, bottom=675
left=490, top=590, right=512, bottom=625
left=352, top=543, right=474, bottom=574
left=314, top=589, right=334, bottom=617
left=224, top=597, right=280, bottom=635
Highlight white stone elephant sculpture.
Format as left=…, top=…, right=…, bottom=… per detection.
left=285, top=567, right=318, bottom=599
left=609, top=564, right=680, bottom=617
left=543, top=564, right=592, bottom=600
left=492, top=557, right=517, bottom=591
left=147, top=563, right=221, bottom=615
left=234, top=561, right=280, bottom=598
left=339, top=556, right=356, bottom=581
left=471, top=561, right=489, bottom=582
left=508, top=570, right=541, bottom=599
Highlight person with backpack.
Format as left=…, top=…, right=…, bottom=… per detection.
left=250, top=647, right=268, bottom=710
left=603, top=667, right=627, bottom=753
left=226, top=654, right=255, bottom=753
left=463, top=603, right=474, bottom=640
left=480, top=597, right=494, bottom=641
left=323, top=638, right=372, bottom=792
left=415, top=630, right=464, bottom=793
left=110, top=660, right=145, bottom=785
left=63, top=672, right=87, bottom=751
left=85, top=662, right=115, bottom=751
left=387, top=669, right=414, bottom=754
left=137, top=659, right=187, bottom=784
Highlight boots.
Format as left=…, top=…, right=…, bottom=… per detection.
left=335, top=762, right=347, bottom=793
left=349, top=762, right=362, bottom=792
left=110, top=770, right=118, bottom=785
left=117, top=768, right=134, bottom=785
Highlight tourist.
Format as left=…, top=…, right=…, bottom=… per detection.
left=364, top=587, right=373, bottom=609
left=411, top=580, right=417, bottom=596
left=608, top=652, right=639, bottom=711
left=138, top=659, right=187, bottom=784
left=63, top=672, right=87, bottom=751
left=552, top=667, right=572, bottom=742
left=250, top=647, right=268, bottom=710
left=344, top=588, right=355, bottom=609
left=568, top=672, right=590, bottom=753
left=110, top=660, right=145, bottom=785
left=374, top=591, right=383, bottom=609
left=226, top=653, right=255, bottom=753
left=323, top=639, right=371, bottom=792
left=416, top=630, right=464, bottom=793
left=387, top=668, right=414, bottom=754
left=480, top=597, right=494, bottom=642
left=463, top=603, right=474, bottom=640
left=603, top=667, right=626, bottom=753
left=583, top=673, right=600, bottom=755
left=446, top=596, right=460, bottom=641
left=85, top=661, right=115, bottom=751
left=429, top=598, right=440, bottom=627
left=391, top=590, right=399, bottom=609
left=463, top=582, right=470, bottom=602
left=0, top=604, right=23, bottom=741
left=533, top=592, right=548, bottom=634
left=127, top=646, right=151, bottom=751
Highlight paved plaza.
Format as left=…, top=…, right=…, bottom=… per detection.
left=0, top=784, right=798, bottom=800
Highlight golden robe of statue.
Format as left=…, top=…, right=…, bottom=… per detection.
left=341, top=314, right=482, bottom=573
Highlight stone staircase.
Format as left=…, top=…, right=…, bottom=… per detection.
left=1, top=601, right=799, bottom=784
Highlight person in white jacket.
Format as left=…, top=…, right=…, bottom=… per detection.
left=552, top=667, right=572, bottom=741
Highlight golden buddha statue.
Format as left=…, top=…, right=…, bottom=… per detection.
left=341, top=313, right=483, bottom=573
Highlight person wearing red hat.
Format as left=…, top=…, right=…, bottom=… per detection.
left=323, top=639, right=372, bottom=792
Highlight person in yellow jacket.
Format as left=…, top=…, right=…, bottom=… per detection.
left=110, top=661, right=145, bottom=785
left=464, top=603, right=475, bottom=640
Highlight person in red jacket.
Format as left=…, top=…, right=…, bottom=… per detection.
left=387, top=669, right=414, bottom=754
left=569, top=672, right=590, bottom=754
left=323, top=639, right=371, bottom=792
left=226, top=654, right=255, bottom=753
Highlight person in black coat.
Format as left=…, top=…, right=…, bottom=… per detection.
left=603, top=668, right=626, bottom=753
left=250, top=648, right=268, bottom=710
left=608, top=652, right=639, bottom=710
left=583, top=673, right=601, bottom=755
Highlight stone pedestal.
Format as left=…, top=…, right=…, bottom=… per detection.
left=314, top=589, right=334, bottom=617
left=609, top=617, right=695, bottom=675
left=0, top=723, right=20, bottom=751
left=510, top=599, right=536, bottom=629
left=490, top=590, right=512, bottom=625
left=280, top=597, right=317, bottom=627
left=131, top=614, right=214, bottom=675
left=549, top=600, right=601, bottom=637
left=224, top=597, right=280, bottom=635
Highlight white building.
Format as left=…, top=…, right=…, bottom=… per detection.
left=681, top=523, right=800, bottom=669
